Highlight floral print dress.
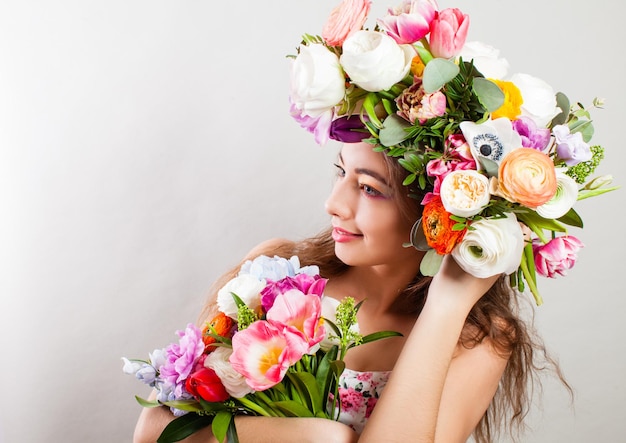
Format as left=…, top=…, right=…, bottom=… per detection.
left=335, top=367, right=391, bottom=434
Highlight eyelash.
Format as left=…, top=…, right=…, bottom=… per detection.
left=333, top=163, right=384, bottom=198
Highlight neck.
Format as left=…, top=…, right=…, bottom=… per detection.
left=329, top=252, right=425, bottom=315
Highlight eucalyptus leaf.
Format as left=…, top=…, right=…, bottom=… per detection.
left=157, top=413, right=213, bottom=443
left=472, top=78, right=504, bottom=112
left=420, top=250, right=443, bottom=276
left=379, top=114, right=411, bottom=146
left=551, top=92, right=570, bottom=126
left=422, top=58, right=460, bottom=93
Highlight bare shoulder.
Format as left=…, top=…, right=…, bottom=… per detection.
left=243, top=238, right=296, bottom=260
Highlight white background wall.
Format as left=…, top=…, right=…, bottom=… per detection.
left=1, top=1, right=623, bottom=442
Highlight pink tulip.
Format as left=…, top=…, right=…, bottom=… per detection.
left=322, top=0, right=371, bottom=47
left=266, top=290, right=326, bottom=350
left=429, top=8, right=469, bottom=59
left=377, top=0, right=439, bottom=44
left=533, top=236, right=584, bottom=278
left=229, top=321, right=308, bottom=391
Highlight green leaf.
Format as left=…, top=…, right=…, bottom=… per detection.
left=286, top=371, right=322, bottom=415
left=420, top=249, right=443, bottom=276
left=157, top=413, right=213, bottom=443
left=472, top=78, right=504, bottom=112
left=360, top=330, right=403, bottom=345
left=226, top=418, right=240, bottom=443
left=161, top=399, right=204, bottom=413
left=211, top=411, right=233, bottom=443
left=135, top=395, right=161, bottom=408
left=379, top=114, right=411, bottom=146
left=271, top=400, right=315, bottom=417
left=557, top=207, right=583, bottom=228
left=422, top=58, right=460, bottom=94
left=362, top=93, right=383, bottom=128
left=315, top=346, right=338, bottom=408
left=415, top=45, right=433, bottom=65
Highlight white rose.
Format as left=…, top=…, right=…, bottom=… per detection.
left=217, top=274, right=266, bottom=319
left=459, top=41, right=510, bottom=79
left=535, top=170, right=578, bottom=219
left=290, top=43, right=346, bottom=118
left=205, top=347, right=254, bottom=398
left=509, top=73, right=560, bottom=128
left=340, top=30, right=414, bottom=92
left=451, top=213, right=524, bottom=278
left=440, top=170, right=491, bottom=217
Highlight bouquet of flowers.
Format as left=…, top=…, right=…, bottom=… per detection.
left=123, top=255, right=399, bottom=443
left=288, top=0, right=618, bottom=304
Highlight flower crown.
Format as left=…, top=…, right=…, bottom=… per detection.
left=288, top=0, right=617, bottom=305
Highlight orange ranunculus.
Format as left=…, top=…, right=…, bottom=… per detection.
left=490, top=79, right=523, bottom=120
left=202, top=312, right=236, bottom=352
left=422, top=195, right=467, bottom=255
left=498, top=148, right=557, bottom=208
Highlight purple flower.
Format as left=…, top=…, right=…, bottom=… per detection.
left=261, top=274, right=327, bottom=312
left=553, top=125, right=592, bottom=166
left=159, top=323, right=205, bottom=399
left=512, top=116, right=550, bottom=151
left=329, top=116, right=370, bottom=143
left=289, top=100, right=332, bottom=145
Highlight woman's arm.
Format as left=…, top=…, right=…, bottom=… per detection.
left=133, top=391, right=359, bottom=443
left=359, top=256, right=505, bottom=443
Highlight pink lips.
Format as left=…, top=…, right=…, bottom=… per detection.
left=332, top=227, right=362, bottom=243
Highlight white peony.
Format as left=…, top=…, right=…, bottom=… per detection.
left=459, top=41, right=510, bottom=79
left=451, top=213, right=524, bottom=278
left=340, top=30, right=414, bottom=92
left=204, top=347, right=254, bottom=398
left=290, top=43, right=346, bottom=118
left=217, top=274, right=266, bottom=319
left=509, top=73, right=560, bottom=128
left=535, top=169, right=578, bottom=219
left=440, top=170, right=491, bottom=217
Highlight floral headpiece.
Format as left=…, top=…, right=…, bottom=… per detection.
left=288, top=0, right=618, bottom=305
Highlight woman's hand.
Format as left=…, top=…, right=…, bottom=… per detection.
left=426, top=254, right=501, bottom=313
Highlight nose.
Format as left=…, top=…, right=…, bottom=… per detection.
left=325, top=178, right=353, bottom=220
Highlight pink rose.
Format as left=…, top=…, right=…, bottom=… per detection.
left=533, top=236, right=584, bottom=278
left=429, top=8, right=469, bottom=59
left=377, top=0, right=438, bottom=44
left=322, top=0, right=371, bottom=47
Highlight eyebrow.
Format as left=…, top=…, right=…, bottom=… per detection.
left=338, top=152, right=391, bottom=187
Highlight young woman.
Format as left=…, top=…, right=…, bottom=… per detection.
left=133, top=141, right=559, bottom=442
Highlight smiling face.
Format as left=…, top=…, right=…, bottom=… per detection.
left=325, top=142, right=421, bottom=269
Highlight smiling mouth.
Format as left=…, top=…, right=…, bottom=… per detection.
left=331, top=227, right=363, bottom=243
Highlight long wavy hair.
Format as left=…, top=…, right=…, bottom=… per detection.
left=199, top=147, right=570, bottom=442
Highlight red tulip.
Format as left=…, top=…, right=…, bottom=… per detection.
left=185, top=367, right=229, bottom=402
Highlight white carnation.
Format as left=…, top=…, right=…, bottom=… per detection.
left=205, top=347, right=254, bottom=398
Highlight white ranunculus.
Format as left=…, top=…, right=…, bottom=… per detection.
left=290, top=43, right=346, bottom=118
left=535, top=170, right=578, bottom=219
left=205, top=347, right=254, bottom=398
left=440, top=170, right=491, bottom=217
left=459, top=41, right=510, bottom=79
left=217, top=274, right=266, bottom=319
left=451, top=213, right=524, bottom=278
left=340, top=30, right=414, bottom=92
left=509, top=73, right=560, bottom=128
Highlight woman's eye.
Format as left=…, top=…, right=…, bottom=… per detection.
left=361, top=184, right=382, bottom=197
left=333, top=163, right=345, bottom=177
